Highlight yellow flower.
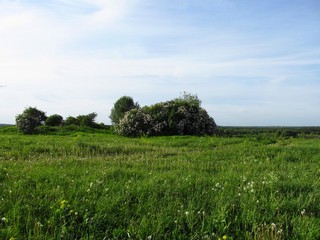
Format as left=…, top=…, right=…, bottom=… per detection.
left=60, top=200, right=68, bottom=209
left=223, top=235, right=227, bottom=240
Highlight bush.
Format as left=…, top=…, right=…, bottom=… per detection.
left=115, top=109, right=153, bottom=137
left=115, top=94, right=217, bottom=137
left=45, top=114, right=63, bottom=126
left=16, top=107, right=47, bottom=134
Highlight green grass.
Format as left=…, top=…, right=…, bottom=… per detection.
left=0, top=126, right=320, bottom=239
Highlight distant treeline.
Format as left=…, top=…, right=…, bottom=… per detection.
left=215, top=126, right=320, bottom=138
left=0, top=124, right=13, bottom=127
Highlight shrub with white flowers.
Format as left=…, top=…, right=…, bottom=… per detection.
left=115, top=109, right=153, bottom=137
left=114, top=93, right=217, bottom=137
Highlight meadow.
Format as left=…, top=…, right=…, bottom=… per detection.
left=0, top=126, right=320, bottom=239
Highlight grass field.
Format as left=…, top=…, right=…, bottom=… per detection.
left=0, top=126, right=320, bottom=239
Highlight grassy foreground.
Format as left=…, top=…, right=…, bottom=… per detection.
left=0, top=127, right=320, bottom=239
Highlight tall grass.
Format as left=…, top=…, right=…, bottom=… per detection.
left=0, top=127, right=320, bottom=239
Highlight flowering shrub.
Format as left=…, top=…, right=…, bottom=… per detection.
left=115, top=96, right=217, bottom=137
left=115, top=109, right=153, bottom=137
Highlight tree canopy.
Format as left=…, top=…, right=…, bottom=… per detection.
left=109, top=96, right=139, bottom=125
left=16, top=107, right=47, bottom=134
left=45, top=114, right=63, bottom=126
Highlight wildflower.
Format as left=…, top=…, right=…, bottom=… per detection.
left=223, top=235, right=227, bottom=240
left=277, top=229, right=283, bottom=234
left=9, top=238, right=15, bottom=240
left=185, top=211, right=190, bottom=216
left=1, top=217, right=7, bottom=223
left=60, top=200, right=68, bottom=209
left=301, top=209, right=306, bottom=216
left=147, top=235, right=152, bottom=240
left=271, top=223, right=276, bottom=230
left=36, top=221, right=43, bottom=228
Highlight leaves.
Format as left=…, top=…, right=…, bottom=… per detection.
left=115, top=94, right=216, bottom=137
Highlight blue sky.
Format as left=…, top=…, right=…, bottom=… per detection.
left=0, top=0, right=319, bottom=125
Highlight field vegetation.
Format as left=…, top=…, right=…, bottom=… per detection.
left=0, top=126, right=320, bottom=239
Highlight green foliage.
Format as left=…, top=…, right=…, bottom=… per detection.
left=174, top=91, right=201, bottom=107
left=64, top=116, right=79, bottom=126
left=15, top=107, right=47, bottom=134
left=0, top=131, right=320, bottom=239
left=215, top=127, right=320, bottom=139
left=64, top=113, right=98, bottom=128
left=109, top=96, right=139, bottom=125
left=116, top=93, right=216, bottom=137
left=76, top=112, right=98, bottom=128
left=45, top=114, right=63, bottom=126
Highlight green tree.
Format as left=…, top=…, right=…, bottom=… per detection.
left=64, top=116, right=79, bottom=126
left=109, top=96, right=139, bottom=125
left=45, top=114, right=63, bottom=126
left=16, top=107, right=47, bottom=134
left=77, top=113, right=98, bottom=128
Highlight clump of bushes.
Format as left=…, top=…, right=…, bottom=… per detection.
left=113, top=93, right=217, bottom=137
left=16, top=107, right=101, bottom=134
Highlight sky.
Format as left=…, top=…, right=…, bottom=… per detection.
left=0, top=0, right=319, bottom=126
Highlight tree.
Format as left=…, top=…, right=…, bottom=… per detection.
left=16, top=107, right=47, bottom=134
left=109, top=96, right=139, bottom=125
left=45, top=114, right=63, bottom=126
left=64, top=113, right=98, bottom=128
left=77, top=113, right=98, bottom=128
left=65, top=116, right=79, bottom=126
